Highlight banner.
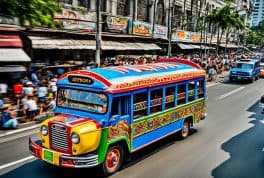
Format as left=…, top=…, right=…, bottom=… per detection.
left=171, top=30, right=201, bottom=43
left=153, top=25, right=168, bottom=39
left=55, top=9, right=96, bottom=32
left=105, top=16, right=129, bottom=34
left=131, top=21, right=152, bottom=36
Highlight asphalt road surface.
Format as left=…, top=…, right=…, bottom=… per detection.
left=0, top=78, right=264, bottom=178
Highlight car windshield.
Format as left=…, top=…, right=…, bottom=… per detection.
left=236, top=63, right=253, bottom=69
left=57, top=88, right=108, bottom=114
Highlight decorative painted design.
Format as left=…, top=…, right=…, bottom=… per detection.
left=166, top=95, right=174, bottom=103
left=108, top=120, right=130, bottom=141
left=113, top=70, right=205, bottom=90
left=132, top=101, right=205, bottom=138
left=134, top=101, right=147, bottom=111
left=105, top=16, right=129, bottom=33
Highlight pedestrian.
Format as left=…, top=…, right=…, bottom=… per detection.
left=23, top=95, right=38, bottom=121
left=13, top=80, right=23, bottom=106
left=0, top=104, right=18, bottom=129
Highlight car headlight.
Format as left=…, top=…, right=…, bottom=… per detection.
left=41, top=125, right=48, bottom=136
left=71, top=133, right=80, bottom=144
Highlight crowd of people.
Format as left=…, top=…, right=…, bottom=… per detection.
left=0, top=51, right=257, bottom=129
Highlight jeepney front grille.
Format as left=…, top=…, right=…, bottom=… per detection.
left=50, top=123, right=69, bottom=152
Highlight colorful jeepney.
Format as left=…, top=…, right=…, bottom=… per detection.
left=29, top=58, right=206, bottom=176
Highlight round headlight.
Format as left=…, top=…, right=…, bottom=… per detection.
left=41, top=125, right=48, bottom=136
left=71, top=133, right=80, bottom=144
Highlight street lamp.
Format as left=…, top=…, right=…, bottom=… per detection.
left=95, top=0, right=101, bottom=67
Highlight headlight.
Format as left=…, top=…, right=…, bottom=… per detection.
left=71, top=133, right=80, bottom=144
left=41, top=125, right=48, bottom=136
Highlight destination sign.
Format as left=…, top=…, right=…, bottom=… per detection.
left=68, top=75, right=94, bottom=85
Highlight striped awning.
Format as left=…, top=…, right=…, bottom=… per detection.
left=0, top=48, right=31, bottom=62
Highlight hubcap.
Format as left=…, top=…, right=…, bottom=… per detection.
left=106, top=148, right=120, bottom=170
left=182, top=123, right=189, bottom=137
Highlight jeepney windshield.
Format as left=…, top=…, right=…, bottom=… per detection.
left=57, top=88, right=108, bottom=114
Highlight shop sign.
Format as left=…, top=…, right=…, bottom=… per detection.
left=105, top=16, right=129, bottom=34
left=55, top=9, right=96, bottom=32
left=153, top=25, right=168, bottom=39
left=171, top=30, right=201, bottom=43
left=0, top=35, right=22, bottom=47
left=131, top=21, right=152, bottom=36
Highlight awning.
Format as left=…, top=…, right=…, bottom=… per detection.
left=0, top=65, right=26, bottom=72
left=177, top=43, right=202, bottom=49
left=102, top=41, right=162, bottom=50
left=29, top=36, right=96, bottom=50
left=219, top=43, right=238, bottom=48
left=29, top=36, right=162, bottom=51
left=0, top=48, right=31, bottom=62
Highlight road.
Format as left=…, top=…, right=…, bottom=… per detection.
left=0, top=78, right=264, bottom=178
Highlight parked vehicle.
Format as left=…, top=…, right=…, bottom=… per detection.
left=260, top=63, right=264, bottom=78
left=229, top=58, right=260, bottom=82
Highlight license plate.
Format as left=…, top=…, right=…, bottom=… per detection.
left=43, top=149, right=54, bottom=164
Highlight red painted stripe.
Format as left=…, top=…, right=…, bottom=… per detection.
left=68, top=118, right=90, bottom=126
left=157, top=57, right=202, bottom=69
left=58, top=70, right=111, bottom=87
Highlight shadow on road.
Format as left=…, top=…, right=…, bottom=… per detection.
left=212, top=100, right=264, bottom=178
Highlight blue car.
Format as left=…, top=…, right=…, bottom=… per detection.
left=229, top=59, right=260, bottom=82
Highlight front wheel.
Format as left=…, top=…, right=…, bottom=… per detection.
left=102, top=145, right=124, bottom=176
left=180, top=121, right=190, bottom=139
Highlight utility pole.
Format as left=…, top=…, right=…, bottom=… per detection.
left=167, top=0, right=172, bottom=57
left=95, top=0, right=101, bottom=67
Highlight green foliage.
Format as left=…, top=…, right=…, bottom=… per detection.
left=0, top=0, right=60, bottom=27
left=248, top=20, right=264, bottom=46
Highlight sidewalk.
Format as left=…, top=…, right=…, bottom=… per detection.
left=0, top=71, right=230, bottom=138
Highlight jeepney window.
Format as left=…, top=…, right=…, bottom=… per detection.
left=197, top=80, right=205, bottom=99
left=111, top=96, right=130, bottom=116
left=177, top=84, right=186, bottom=105
left=133, top=92, right=147, bottom=119
left=111, top=98, right=118, bottom=115
left=150, top=89, right=163, bottom=114
left=57, top=88, right=108, bottom=114
left=188, top=81, right=195, bottom=102
left=166, top=86, right=175, bottom=109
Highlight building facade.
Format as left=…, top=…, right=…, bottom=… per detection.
left=250, top=0, right=264, bottom=27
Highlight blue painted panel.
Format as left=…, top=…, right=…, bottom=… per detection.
left=132, top=120, right=183, bottom=150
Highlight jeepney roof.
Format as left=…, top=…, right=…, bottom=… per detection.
left=57, top=61, right=205, bottom=93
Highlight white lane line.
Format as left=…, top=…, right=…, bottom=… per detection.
left=218, top=86, right=245, bottom=100
left=0, top=156, right=35, bottom=170
left=0, top=125, right=39, bottom=138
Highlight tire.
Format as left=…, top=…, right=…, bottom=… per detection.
left=180, top=121, right=190, bottom=139
left=102, top=145, right=124, bottom=176
left=229, top=77, right=233, bottom=82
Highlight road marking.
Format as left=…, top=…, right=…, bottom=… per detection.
left=0, top=156, right=35, bottom=170
left=0, top=130, right=38, bottom=144
left=206, top=83, right=218, bottom=88
left=0, top=125, right=39, bottom=138
left=218, top=87, right=245, bottom=100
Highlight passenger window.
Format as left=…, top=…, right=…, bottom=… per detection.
left=178, top=84, right=186, bottom=105
left=133, top=92, right=147, bottom=119
left=111, top=98, right=118, bottom=115
left=150, top=89, right=163, bottom=114
left=197, top=80, right=205, bottom=99
left=188, top=81, right=195, bottom=102
left=165, top=86, right=175, bottom=109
